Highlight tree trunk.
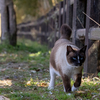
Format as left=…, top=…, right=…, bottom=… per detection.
left=0, top=0, right=8, bottom=40
left=7, top=0, right=17, bottom=46
left=0, top=0, right=17, bottom=46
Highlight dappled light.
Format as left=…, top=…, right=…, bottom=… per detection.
left=29, top=52, right=41, bottom=57
left=0, top=53, right=6, bottom=57
left=52, top=0, right=57, bottom=6
left=0, top=38, right=100, bottom=99
left=0, top=52, right=18, bottom=63
left=0, top=0, right=100, bottom=99
left=82, top=77, right=100, bottom=85
left=0, top=80, right=12, bottom=86
left=26, top=78, right=49, bottom=87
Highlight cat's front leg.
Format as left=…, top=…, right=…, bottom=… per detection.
left=72, top=73, right=82, bottom=92
left=48, top=67, right=56, bottom=90
left=61, top=74, right=71, bottom=92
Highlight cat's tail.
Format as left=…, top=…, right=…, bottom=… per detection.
left=60, top=24, right=72, bottom=40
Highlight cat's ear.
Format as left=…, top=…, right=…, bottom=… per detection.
left=67, top=46, right=74, bottom=55
left=80, top=45, right=87, bottom=53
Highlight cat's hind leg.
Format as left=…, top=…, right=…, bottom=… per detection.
left=72, top=73, right=82, bottom=92
left=48, top=65, right=56, bottom=90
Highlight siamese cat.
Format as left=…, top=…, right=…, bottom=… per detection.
left=48, top=24, right=87, bottom=92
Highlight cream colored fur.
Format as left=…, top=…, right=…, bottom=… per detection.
left=48, top=39, right=83, bottom=91
left=55, top=39, right=82, bottom=80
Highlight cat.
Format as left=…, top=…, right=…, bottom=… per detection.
left=48, top=24, right=87, bottom=92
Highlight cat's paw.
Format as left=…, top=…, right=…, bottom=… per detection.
left=48, top=91, right=53, bottom=94
left=71, top=85, right=78, bottom=92
left=66, top=93, right=74, bottom=97
left=64, top=88, right=66, bottom=92
left=66, top=93, right=72, bottom=96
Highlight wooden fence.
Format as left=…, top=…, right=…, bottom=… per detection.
left=18, top=0, right=100, bottom=76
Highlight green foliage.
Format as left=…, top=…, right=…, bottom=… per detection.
left=98, top=72, right=100, bottom=77
left=13, top=0, right=39, bottom=16
left=13, top=0, right=61, bottom=16
left=12, top=0, right=62, bottom=23
left=0, top=88, right=13, bottom=94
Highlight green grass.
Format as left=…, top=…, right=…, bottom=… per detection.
left=7, top=92, right=42, bottom=100
left=0, top=39, right=48, bottom=53
left=0, top=38, right=100, bottom=100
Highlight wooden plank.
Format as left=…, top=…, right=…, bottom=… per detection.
left=72, top=0, right=77, bottom=44
left=53, top=6, right=56, bottom=44
left=84, top=0, right=91, bottom=76
left=59, top=2, right=62, bottom=37
left=87, top=40, right=99, bottom=75
left=75, top=29, right=85, bottom=40
left=66, top=0, right=70, bottom=25
left=75, top=28, right=100, bottom=40
left=63, top=0, right=66, bottom=24
left=90, top=28, right=100, bottom=40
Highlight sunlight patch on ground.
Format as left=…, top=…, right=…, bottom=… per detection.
left=0, top=80, right=12, bottom=86
left=29, top=52, right=41, bottom=57
left=26, top=78, right=49, bottom=87
left=0, top=96, right=10, bottom=100
left=48, top=51, right=51, bottom=54
left=82, top=77, right=100, bottom=83
left=0, top=54, right=5, bottom=57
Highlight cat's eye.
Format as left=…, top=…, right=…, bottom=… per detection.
left=72, top=57, right=77, bottom=60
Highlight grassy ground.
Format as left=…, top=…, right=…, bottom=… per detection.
left=0, top=38, right=100, bottom=100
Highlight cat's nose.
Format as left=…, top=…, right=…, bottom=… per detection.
left=78, top=60, right=80, bottom=64
left=77, top=61, right=81, bottom=66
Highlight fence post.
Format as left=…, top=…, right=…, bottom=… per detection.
left=66, top=0, right=70, bottom=25
left=59, top=2, right=62, bottom=38
left=63, top=0, right=66, bottom=24
left=84, top=0, right=91, bottom=77
left=47, top=14, right=51, bottom=48
left=53, top=6, right=57, bottom=43
left=72, top=0, right=77, bottom=44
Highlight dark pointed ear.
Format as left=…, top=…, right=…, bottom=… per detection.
left=80, top=45, right=87, bottom=53
left=67, top=46, right=74, bottom=55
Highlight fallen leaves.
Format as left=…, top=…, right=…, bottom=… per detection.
left=26, top=79, right=48, bottom=87
left=38, top=82, right=48, bottom=87
left=0, top=80, right=12, bottom=86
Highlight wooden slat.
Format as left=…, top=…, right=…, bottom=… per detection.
left=63, top=0, right=66, bottom=24
left=72, top=0, right=77, bottom=44
left=66, top=0, right=70, bottom=25
left=59, top=2, right=62, bottom=37
left=84, top=0, right=91, bottom=76
left=76, top=28, right=100, bottom=40
left=53, top=6, right=56, bottom=44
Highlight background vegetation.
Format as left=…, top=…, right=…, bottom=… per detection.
left=13, top=0, right=61, bottom=23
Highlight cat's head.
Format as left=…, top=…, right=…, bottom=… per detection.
left=66, top=45, right=87, bottom=66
